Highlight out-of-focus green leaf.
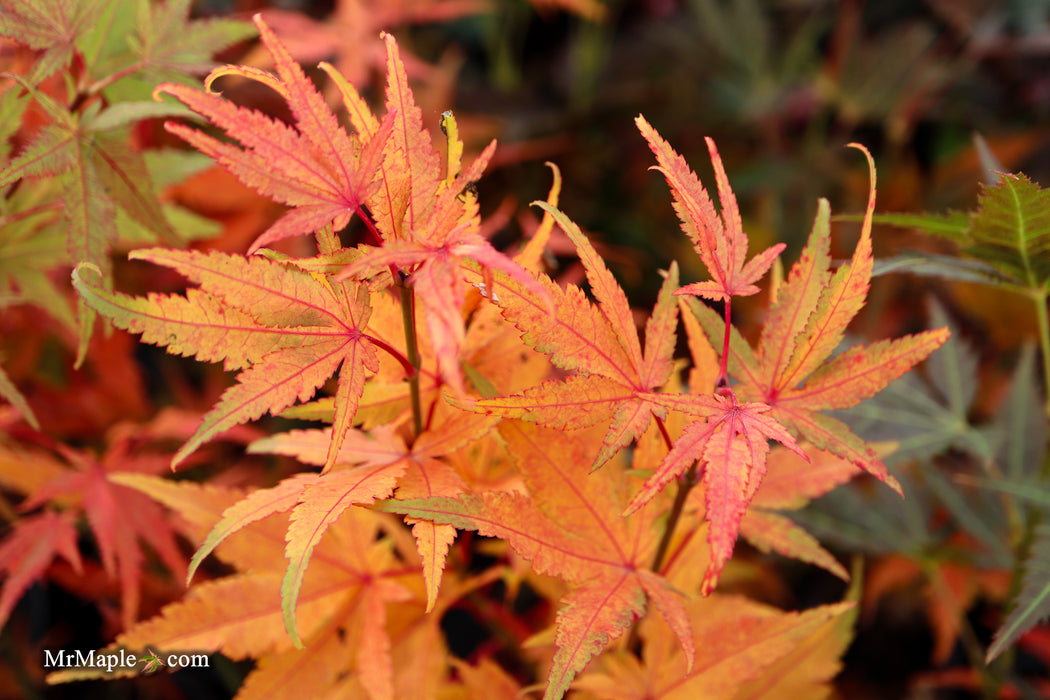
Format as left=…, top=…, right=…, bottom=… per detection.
left=987, top=524, right=1050, bottom=661
left=872, top=252, right=1013, bottom=285
left=874, top=174, right=1050, bottom=288
left=839, top=301, right=998, bottom=465
left=996, top=344, right=1047, bottom=481
left=0, top=362, right=38, bottom=429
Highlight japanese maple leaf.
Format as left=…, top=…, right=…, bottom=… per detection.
left=0, top=88, right=181, bottom=311
left=53, top=477, right=416, bottom=700
left=0, top=438, right=186, bottom=632
left=683, top=147, right=950, bottom=490
left=739, top=444, right=861, bottom=581
left=575, top=595, right=856, bottom=700
left=637, top=116, right=783, bottom=302
left=73, top=248, right=380, bottom=470
left=462, top=199, right=680, bottom=469
left=155, top=14, right=393, bottom=253
left=386, top=422, right=696, bottom=700
left=334, top=135, right=540, bottom=394
left=328, top=66, right=548, bottom=394
left=247, top=408, right=497, bottom=612
left=128, top=0, right=255, bottom=83
left=0, top=510, right=82, bottom=631
left=0, top=0, right=102, bottom=83
left=626, top=392, right=807, bottom=593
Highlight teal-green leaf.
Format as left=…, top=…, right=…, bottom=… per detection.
left=987, top=523, right=1050, bottom=661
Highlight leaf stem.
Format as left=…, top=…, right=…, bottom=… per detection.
left=649, top=464, right=699, bottom=575
left=365, top=334, right=416, bottom=378
left=356, top=204, right=383, bottom=247
left=1028, top=288, right=1050, bottom=418
left=397, top=277, right=424, bottom=437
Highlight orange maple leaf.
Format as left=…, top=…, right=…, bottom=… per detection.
left=73, top=249, right=382, bottom=471
left=637, top=115, right=783, bottom=302
left=681, top=146, right=950, bottom=490
left=155, top=14, right=393, bottom=253
left=55, top=477, right=416, bottom=700
left=248, top=408, right=497, bottom=612
left=575, top=594, right=856, bottom=699
left=385, top=422, right=695, bottom=700
left=627, top=392, right=807, bottom=593
left=463, top=198, right=680, bottom=469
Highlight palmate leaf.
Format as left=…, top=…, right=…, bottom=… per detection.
left=248, top=410, right=495, bottom=614
left=384, top=422, right=695, bottom=700
left=574, top=594, right=856, bottom=700
left=0, top=510, right=82, bottom=630
left=464, top=201, right=680, bottom=468
left=130, top=0, right=255, bottom=82
left=0, top=93, right=187, bottom=350
left=637, top=116, right=783, bottom=301
left=630, top=392, right=807, bottom=593
left=0, top=0, right=104, bottom=84
left=72, top=248, right=380, bottom=470
left=874, top=173, right=1050, bottom=288
left=155, top=14, right=392, bottom=254
left=48, top=488, right=416, bottom=700
left=0, top=436, right=187, bottom=632
left=686, top=148, right=949, bottom=490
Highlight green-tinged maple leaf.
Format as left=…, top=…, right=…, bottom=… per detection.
left=628, top=392, right=807, bottom=593
left=154, top=14, right=392, bottom=254
left=128, top=0, right=255, bottom=84
left=0, top=0, right=103, bottom=84
left=874, top=173, right=1050, bottom=289
left=684, top=147, right=949, bottom=491
left=384, top=422, right=695, bottom=700
left=72, top=248, right=381, bottom=470
left=250, top=409, right=496, bottom=613
left=155, top=16, right=539, bottom=395
left=0, top=88, right=189, bottom=352
left=988, top=523, right=1050, bottom=661
left=0, top=510, right=82, bottom=630
left=0, top=163, right=75, bottom=333
left=637, top=115, right=783, bottom=302
left=0, top=438, right=186, bottom=632
left=839, top=301, right=999, bottom=465
left=574, top=594, right=855, bottom=700
left=0, top=362, right=39, bottom=429
left=463, top=201, right=680, bottom=469
left=739, top=444, right=860, bottom=581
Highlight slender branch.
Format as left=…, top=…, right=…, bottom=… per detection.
left=649, top=464, right=699, bottom=575
left=397, top=277, right=424, bottom=438
left=719, top=298, right=732, bottom=384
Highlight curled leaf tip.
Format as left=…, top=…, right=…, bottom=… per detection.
left=71, top=261, right=104, bottom=281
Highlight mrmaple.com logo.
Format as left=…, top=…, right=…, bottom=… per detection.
left=43, top=647, right=208, bottom=674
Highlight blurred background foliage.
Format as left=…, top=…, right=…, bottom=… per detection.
left=209, top=0, right=1050, bottom=346
left=8, top=0, right=1050, bottom=697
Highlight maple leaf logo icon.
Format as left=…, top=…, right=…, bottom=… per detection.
left=140, top=649, right=165, bottom=675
